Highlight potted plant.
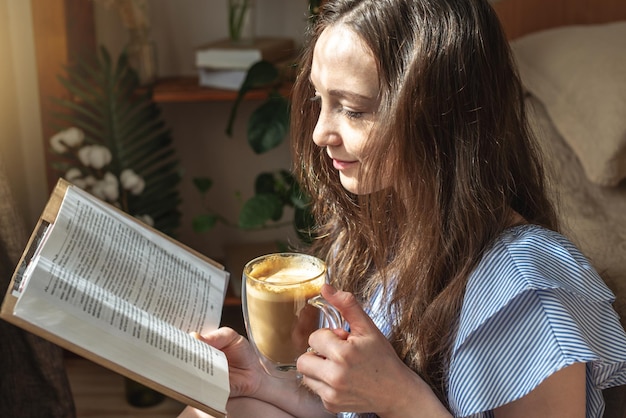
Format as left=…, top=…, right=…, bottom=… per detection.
left=192, top=0, right=322, bottom=249
left=50, top=48, right=181, bottom=236
left=192, top=1, right=323, bottom=247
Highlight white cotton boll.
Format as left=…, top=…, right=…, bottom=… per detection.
left=64, top=127, right=85, bottom=147
left=90, top=182, right=107, bottom=200
left=50, top=127, right=85, bottom=153
left=65, top=168, right=83, bottom=181
left=103, top=172, right=118, bottom=186
left=103, top=182, right=120, bottom=201
left=84, top=175, right=96, bottom=186
left=120, top=169, right=135, bottom=185
left=102, top=172, right=120, bottom=201
left=91, top=145, right=112, bottom=169
left=65, top=168, right=86, bottom=188
left=120, top=169, right=146, bottom=195
left=77, top=146, right=92, bottom=167
left=78, top=145, right=112, bottom=169
left=72, top=178, right=88, bottom=189
left=50, top=133, right=68, bottom=153
left=77, top=145, right=112, bottom=169
left=135, top=214, right=154, bottom=227
left=92, top=173, right=119, bottom=202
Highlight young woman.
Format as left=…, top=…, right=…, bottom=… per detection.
left=180, top=0, right=626, bottom=416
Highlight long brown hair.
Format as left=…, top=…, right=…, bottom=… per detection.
left=291, top=0, right=558, bottom=405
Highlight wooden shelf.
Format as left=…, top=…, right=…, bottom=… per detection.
left=151, top=76, right=292, bottom=103
left=225, top=293, right=241, bottom=307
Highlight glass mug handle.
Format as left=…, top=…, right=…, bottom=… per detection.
left=308, top=295, right=346, bottom=329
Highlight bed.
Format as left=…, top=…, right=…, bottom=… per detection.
left=492, top=0, right=626, bottom=416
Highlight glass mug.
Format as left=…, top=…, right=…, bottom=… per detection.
left=242, top=252, right=344, bottom=378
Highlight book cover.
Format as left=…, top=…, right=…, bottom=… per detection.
left=196, top=37, right=296, bottom=70
left=0, top=178, right=231, bottom=417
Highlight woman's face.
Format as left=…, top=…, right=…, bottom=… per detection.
left=310, top=24, right=381, bottom=195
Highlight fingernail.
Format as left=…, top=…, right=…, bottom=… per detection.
left=325, top=284, right=337, bottom=295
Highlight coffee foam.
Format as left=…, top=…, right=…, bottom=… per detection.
left=246, top=255, right=325, bottom=300
left=246, top=267, right=323, bottom=301
left=246, top=278, right=322, bottom=302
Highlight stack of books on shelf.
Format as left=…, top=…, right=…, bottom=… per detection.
left=195, top=37, right=296, bottom=91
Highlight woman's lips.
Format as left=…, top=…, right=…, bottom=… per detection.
left=332, top=158, right=357, bottom=171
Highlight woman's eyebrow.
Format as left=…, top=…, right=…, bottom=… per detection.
left=327, top=88, right=375, bottom=103
left=309, top=78, right=375, bottom=102
left=309, top=75, right=378, bottom=103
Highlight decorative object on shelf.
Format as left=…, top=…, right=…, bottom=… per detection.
left=93, top=0, right=158, bottom=85
left=126, top=27, right=158, bottom=86
left=196, top=37, right=295, bottom=71
left=195, top=36, right=296, bottom=90
left=50, top=46, right=182, bottom=408
left=228, top=0, right=256, bottom=44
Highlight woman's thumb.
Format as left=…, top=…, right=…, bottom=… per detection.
left=320, top=284, right=374, bottom=335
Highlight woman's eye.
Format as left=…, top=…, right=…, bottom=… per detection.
left=310, top=93, right=364, bottom=119
left=342, top=109, right=364, bottom=119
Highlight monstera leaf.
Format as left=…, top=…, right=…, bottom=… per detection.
left=51, top=47, right=181, bottom=236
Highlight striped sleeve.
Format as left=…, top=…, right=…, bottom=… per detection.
left=447, top=225, right=626, bottom=417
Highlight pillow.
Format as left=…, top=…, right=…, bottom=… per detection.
left=510, top=22, right=626, bottom=187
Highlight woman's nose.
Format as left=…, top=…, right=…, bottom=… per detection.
left=312, top=110, right=341, bottom=148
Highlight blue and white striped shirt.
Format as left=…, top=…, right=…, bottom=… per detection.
left=339, top=224, right=626, bottom=417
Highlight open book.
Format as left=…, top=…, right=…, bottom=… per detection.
left=1, top=179, right=231, bottom=417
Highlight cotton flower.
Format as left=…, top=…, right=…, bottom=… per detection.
left=77, top=145, right=112, bottom=170
left=84, top=175, right=97, bottom=187
left=65, top=168, right=87, bottom=189
left=50, top=127, right=85, bottom=153
left=120, top=169, right=145, bottom=195
left=91, top=172, right=119, bottom=202
left=135, top=214, right=154, bottom=226
left=65, top=168, right=83, bottom=182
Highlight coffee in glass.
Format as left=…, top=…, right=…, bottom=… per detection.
left=242, top=252, right=342, bottom=378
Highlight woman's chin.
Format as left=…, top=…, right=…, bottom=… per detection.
left=339, top=175, right=367, bottom=195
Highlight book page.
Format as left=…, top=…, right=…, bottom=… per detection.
left=13, top=186, right=230, bottom=412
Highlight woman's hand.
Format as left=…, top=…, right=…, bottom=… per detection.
left=193, top=327, right=267, bottom=398
left=297, top=285, right=451, bottom=417
left=193, top=328, right=335, bottom=418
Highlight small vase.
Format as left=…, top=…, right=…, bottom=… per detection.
left=124, top=377, right=165, bottom=407
left=126, top=28, right=158, bottom=86
left=227, top=0, right=256, bottom=45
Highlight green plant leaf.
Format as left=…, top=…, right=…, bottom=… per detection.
left=225, top=60, right=279, bottom=137
left=253, top=170, right=295, bottom=207
left=254, top=172, right=276, bottom=195
left=238, top=193, right=283, bottom=229
left=193, top=177, right=213, bottom=193
left=294, top=205, right=315, bottom=244
left=290, top=180, right=310, bottom=209
left=248, top=93, right=290, bottom=154
left=276, top=170, right=296, bottom=203
left=192, top=213, right=218, bottom=232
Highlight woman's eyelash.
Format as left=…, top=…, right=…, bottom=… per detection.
left=309, top=94, right=363, bottom=119
left=342, top=109, right=363, bottom=119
